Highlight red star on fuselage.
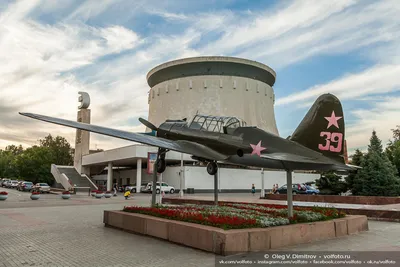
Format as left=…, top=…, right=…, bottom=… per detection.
left=250, top=141, right=266, bottom=156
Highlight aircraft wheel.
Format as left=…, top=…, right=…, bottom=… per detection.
left=157, top=159, right=166, bottom=173
left=206, top=161, right=218, bottom=175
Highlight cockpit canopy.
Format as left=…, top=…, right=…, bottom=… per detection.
left=188, top=114, right=247, bottom=134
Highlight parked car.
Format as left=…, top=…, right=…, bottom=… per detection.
left=305, top=185, right=320, bottom=195
left=128, top=182, right=148, bottom=193
left=8, top=180, right=19, bottom=189
left=1, top=179, right=10, bottom=187
left=143, top=182, right=175, bottom=194
left=275, top=183, right=308, bottom=195
left=34, top=183, right=50, bottom=193
left=19, top=181, right=34, bottom=192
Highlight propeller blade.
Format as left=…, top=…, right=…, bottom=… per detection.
left=139, top=117, right=157, bottom=131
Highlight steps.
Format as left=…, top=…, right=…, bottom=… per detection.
left=51, top=165, right=98, bottom=191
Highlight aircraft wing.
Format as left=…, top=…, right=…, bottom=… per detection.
left=346, top=164, right=362, bottom=169
left=260, top=152, right=357, bottom=171
left=260, top=152, right=329, bottom=164
left=19, top=112, right=228, bottom=161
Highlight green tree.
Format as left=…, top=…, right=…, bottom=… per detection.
left=14, top=146, right=54, bottom=184
left=316, top=171, right=348, bottom=195
left=352, top=130, right=400, bottom=196
left=39, top=134, right=73, bottom=166
left=0, top=134, right=74, bottom=185
left=346, top=149, right=364, bottom=193
left=385, top=126, right=400, bottom=176
left=0, top=149, right=20, bottom=178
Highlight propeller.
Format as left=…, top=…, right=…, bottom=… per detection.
left=139, top=117, right=157, bottom=131
left=138, top=117, right=188, bottom=137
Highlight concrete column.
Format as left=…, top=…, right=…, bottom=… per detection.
left=214, top=172, right=218, bottom=206
left=179, top=153, right=184, bottom=197
left=74, top=108, right=91, bottom=176
left=136, top=159, right=142, bottom=193
left=107, top=162, right=113, bottom=191
left=260, top=168, right=265, bottom=198
left=286, top=170, right=293, bottom=218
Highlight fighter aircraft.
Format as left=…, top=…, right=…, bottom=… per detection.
left=19, top=93, right=357, bottom=175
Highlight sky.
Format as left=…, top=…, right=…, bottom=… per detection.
left=0, top=0, right=399, bottom=156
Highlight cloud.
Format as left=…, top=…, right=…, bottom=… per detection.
left=1, top=0, right=399, bottom=155
left=346, top=97, right=400, bottom=152
left=200, top=0, right=358, bottom=56
left=275, top=64, right=400, bottom=106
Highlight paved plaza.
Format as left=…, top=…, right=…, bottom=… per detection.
left=1, top=189, right=400, bottom=267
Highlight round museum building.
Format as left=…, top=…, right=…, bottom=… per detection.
left=146, top=56, right=279, bottom=136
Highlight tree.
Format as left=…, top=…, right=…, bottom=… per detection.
left=391, top=125, right=400, bottom=142
left=385, top=126, right=400, bottom=176
left=39, top=134, right=73, bottom=166
left=316, top=171, right=348, bottom=195
left=346, top=149, right=364, bottom=192
left=352, top=130, right=400, bottom=196
left=0, top=134, right=74, bottom=185
left=14, top=146, right=54, bottom=184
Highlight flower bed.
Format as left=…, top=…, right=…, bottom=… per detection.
left=123, top=203, right=345, bottom=230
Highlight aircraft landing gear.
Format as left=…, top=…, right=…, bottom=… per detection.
left=156, top=148, right=167, bottom=173
left=207, top=161, right=218, bottom=175
left=157, top=158, right=166, bottom=173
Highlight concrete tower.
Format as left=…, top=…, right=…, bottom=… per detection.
left=146, top=56, right=279, bottom=135
left=74, top=91, right=91, bottom=175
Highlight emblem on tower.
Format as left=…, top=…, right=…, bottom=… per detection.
left=78, top=91, right=90, bottom=109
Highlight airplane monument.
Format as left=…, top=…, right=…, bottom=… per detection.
left=20, top=93, right=357, bottom=217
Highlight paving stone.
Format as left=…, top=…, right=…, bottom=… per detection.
left=1, top=189, right=400, bottom=266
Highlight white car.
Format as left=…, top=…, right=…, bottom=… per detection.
left=34, top=183, right=50, bottom=193
left=144, top=182, right=175, bottom=194
left=8, top=180, right=19, bottom=188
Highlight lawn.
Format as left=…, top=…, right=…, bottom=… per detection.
left=122, top=203, right=345, bottom=230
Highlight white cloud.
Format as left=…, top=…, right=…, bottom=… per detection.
left=346, top=97, right=400, bottom=150
left=200, top=0, right=358, bottom=56
left=276, top=64, right=400, bottom=106
left=64, top=0, right=124, bottom=22
left=1, top=0, right=400, bottom=154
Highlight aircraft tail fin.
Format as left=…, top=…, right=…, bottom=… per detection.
left=289, top=93, right=346, bottom=164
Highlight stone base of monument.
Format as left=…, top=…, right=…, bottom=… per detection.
left=103, top=211, right=368, bottom=255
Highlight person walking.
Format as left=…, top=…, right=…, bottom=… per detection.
left=251, top=184, right=256, bottom=196
left=113, top=183, right=118, bottom=196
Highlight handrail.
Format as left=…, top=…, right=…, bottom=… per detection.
left=81, top=174, right=98, bottom=190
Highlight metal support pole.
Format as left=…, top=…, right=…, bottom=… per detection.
left=286, top=170, right=293, bottom=218
left=214, top=171, right=218, bottom=206
left=159, top=173, right=163, bottom=204
left=261, top=168, right=265, bottom=198
left=179, top=153, right=184, bottom=197
left=151, top=156, right=159, bottom=207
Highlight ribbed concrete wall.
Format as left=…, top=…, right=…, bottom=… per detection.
left=146, top=56, right=279, bottom=136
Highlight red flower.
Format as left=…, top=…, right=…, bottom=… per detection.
left=31, top=191, right=40, bottom=195
left=62, top=191, right=70, bottom=194
left=0, top=191, right=8, bottom=195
